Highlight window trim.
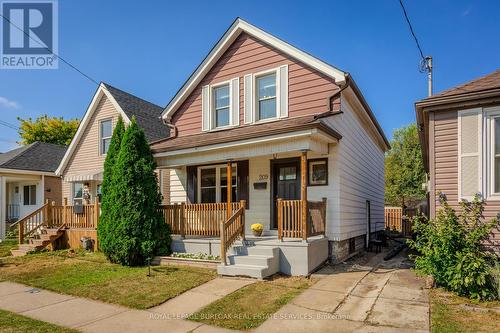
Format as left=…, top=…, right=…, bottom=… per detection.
left=211, top=81, right=231, bottom=129
left=72, top=182, right=84, bottom=205
left=485, top=107, right=500, bottom=199
left=99, top=118, right=113, bottom=156
left=458, top=108, right=482, bottom=201
left=254, top=67, right=279, bottom=123
left=307, top=158, right=329, bottom=186
left=197, top=163, right=237, bottom=203
left=23, top=184, right=36, bottom=206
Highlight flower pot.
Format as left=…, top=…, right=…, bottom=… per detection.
left=252, top=230, right=263, bottom=237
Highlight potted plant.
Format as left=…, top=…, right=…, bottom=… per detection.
left=251, top=223, right=264, bottom=237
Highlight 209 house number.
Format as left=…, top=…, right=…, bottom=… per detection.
left=258, top=174, right=268, bottom=181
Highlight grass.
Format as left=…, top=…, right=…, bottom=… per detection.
left=189, top=275, right=312, bottom=330
left=0, top=250, right=216, bottom=309
left=0, top=239, right=18, bottom=257
left=430, top=288, right=500, bottom=333
left=0, top=309, right=79, bottom=333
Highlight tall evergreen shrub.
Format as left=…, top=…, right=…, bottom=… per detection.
left=97, top=117, right=125, bottom=254
left=100, top=117, right=170, bottom=266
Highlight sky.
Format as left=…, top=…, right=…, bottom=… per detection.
left=0, top=0, right=499, bottom=152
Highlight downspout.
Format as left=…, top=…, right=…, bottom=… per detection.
left=314, top=74, right=350, bottom=120
left=162, top=118, right=178, bottom=139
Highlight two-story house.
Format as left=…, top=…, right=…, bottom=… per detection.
left=151, top=19, right=390, bottom=277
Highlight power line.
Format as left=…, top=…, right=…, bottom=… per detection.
left=0, top=13, right=100, bottom=86
left=398, top=0, right=425, bottom=60
left=0, top=120, right=18, bottom=131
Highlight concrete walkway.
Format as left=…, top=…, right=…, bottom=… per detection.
left=0, top=277, right=254, bottom=333
left=253, top=252, right=430, bottom=333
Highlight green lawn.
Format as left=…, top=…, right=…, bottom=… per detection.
left=0, top=239, right=17, bottom=257
left=0, top=309, right=79, bottom=333
left=0, top=251, right=216, bottom=309
left=189, top=276, right=312, bottom=330
left=431, top=288, right=500, bottom=333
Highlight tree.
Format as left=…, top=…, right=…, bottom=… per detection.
left=385, top=123, right=426, bottom=207
left=99, top=117, right=170, bottom=266
left=97, top=117, right=125, bottom=255
left=17, top=115, right=79, bottom=145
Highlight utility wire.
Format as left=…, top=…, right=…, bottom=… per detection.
left=0, top=120, right=18, bottom=131
left=0, top=13, right=100, bottom=86
left=398, top=0, right=425, bottom=60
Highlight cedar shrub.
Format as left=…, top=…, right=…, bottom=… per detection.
left=99, top=117, right=170, bottom=266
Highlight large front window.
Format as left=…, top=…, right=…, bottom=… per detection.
left=213, top=85, right=230, bottom=128
left=256, top=73, right=277, bottom=120
left=198, top=165, right=237, bottom=203
left=494, top=118, right=500, bottom=193
left=100, top=119, right=112, bottom=155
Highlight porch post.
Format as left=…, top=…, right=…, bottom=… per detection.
left=300, top=150, right=308, bottom=241
left=0, top=176, right=5, bottom=240
left=226, top=161, right=232, bottom=221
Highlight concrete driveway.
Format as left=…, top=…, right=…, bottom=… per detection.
left=254, top=251, right=430, bottom=333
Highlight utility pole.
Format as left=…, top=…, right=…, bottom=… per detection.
left=420, top=56, right=433, bottom=97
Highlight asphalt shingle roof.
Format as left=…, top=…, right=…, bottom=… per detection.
left=102, top=83, right=169, bottom=142
left=0, top=142, right=67, bottom=173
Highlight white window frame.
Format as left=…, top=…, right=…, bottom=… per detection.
left=99, top=118, right=113, bottom=155
left=458, top=108, right=483, bottom=200
left=197, top=164, right=237, bottom=203
left=72, top=182, right=84, bottom=205
left=254, top=67, right=279, bottom=123
left=22, top=184, right=36, bottom=206
left=211, top=81, right=232, bottom=129
left=484, top=106, right=500, bottom=199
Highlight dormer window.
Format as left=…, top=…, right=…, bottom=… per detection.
left=100, top=119, right=112, bottom=155
left=256, top=73, right=277, bottom=120
left=213, top=84, right=230, bottom=128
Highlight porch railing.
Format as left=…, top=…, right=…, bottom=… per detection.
left=15, top=203, right=49, bottom=244
left=220, top=200, right=246, bottom=265
left=277, top=198, right=327, bottom=240
left=160, top=202, right=241, bottom=237
left=7, top=204, right=20, bottom=221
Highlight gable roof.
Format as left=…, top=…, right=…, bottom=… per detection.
left=103, top=84, right=169, bottom=142
left=55, top=83, right=168, bottom=175
left=420, top=70, right=500, bottom=101
left=0, top=142, right=67, bottom=173
left=161, top=17, right=347, bottom=121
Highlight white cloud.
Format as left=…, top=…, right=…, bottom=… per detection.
left=0, top=96, right=20, bottom=109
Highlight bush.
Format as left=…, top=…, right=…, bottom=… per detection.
left=99, top=117, right=170, bottom=266
left=408, top=194, right=499, bottom=300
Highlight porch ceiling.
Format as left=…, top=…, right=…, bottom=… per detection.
left=155, top=128, right=337, bottom=168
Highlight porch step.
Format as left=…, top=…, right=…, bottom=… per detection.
left=10, top=228, right=64, bottom=257
left=217, top=245, right=280, bottom=279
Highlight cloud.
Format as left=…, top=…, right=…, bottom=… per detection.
left=0, top=96, right=20, bottom=109
left=461, top=6, right=472, bottom=17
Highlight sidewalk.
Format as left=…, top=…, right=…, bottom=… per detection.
left=0, top=277, right=254, bottom=333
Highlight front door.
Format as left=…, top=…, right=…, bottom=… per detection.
left=271, top=159, right=300, bottom=229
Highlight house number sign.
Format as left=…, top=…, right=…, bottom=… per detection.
left=258, top=174, right=268, bottom=181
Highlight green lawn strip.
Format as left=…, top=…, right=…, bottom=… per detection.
left=189, top=276, right=312, bottom=330
left=0, top=308, right=79, bottom=333
left=0, top=251, right=216, bottom=309
left=0, top=239, right=18, bottom=257
left=430, top=288, right=500, bottom=333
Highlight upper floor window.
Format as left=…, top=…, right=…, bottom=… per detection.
left=213, top=84, right=230, bottom=128
left=100, top=119, right=112, bottom=155
left=256, top=73, right=277, bottom=120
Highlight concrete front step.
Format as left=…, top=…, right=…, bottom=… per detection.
left=218, top=245, right=280, bottom=279
left=217, top=263, right=274, bottom=280
left=229, top=254, right=273, bottom=266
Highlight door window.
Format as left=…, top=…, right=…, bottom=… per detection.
left=23, top=185, right=36, bottom=205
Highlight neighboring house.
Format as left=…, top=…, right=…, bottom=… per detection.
left=416, top=70, right=500, bottom=248
left=0, top=142, right=67, bottom=239
left=151, top=18, right=390, bottom=276
left=55, top=83, right=171, bottom=205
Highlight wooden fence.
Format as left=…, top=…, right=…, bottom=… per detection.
left=384, top=206, right=416, bottom=237
left=159, top=202, right=241, bottom=237
left=277, top=198, right=327, bottom=240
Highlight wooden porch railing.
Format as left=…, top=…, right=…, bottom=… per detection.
left=15, top=202, right=49, bottom=244
left=220, top=200, right=246, bottom=265
left=160, top=202, right=240, bottom=237
left=277, top=198, right=327, bottom=241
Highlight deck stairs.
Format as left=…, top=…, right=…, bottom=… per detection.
left=11, top=228, right=64, bottom=257
left=217, top=240, right=280, bottom=279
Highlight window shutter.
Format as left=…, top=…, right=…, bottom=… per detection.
left=236, top=160, right=249, bottom=209
left=186, top=165, right=197, bottom=204
left=201, top=85, right=210, bottom=131
left=230, top=77, right=240, bottom=126
left=278, top=65, right=289, bottom=118
left=458, top=109, right=482, bottom=199
left=243, top=74, right=253, bottom=124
